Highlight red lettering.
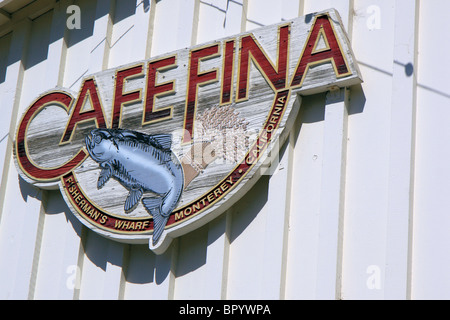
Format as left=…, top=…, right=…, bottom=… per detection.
left=290, top=15, right=350, bottom=88
left=237, top=24, right=289, bottom=101
left=60, top=78, right=107, bottom=143
left=220, top=40, right=235, bottom=104
left=143, top=56, right=177, bottom=125
left=111, top=64, right=143, bottom=128
left=16, top=92, right=87, bottom=181
left=183, top=44, right=219, bottom=144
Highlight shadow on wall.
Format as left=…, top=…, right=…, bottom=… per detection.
left=35, top=186, right=174, bottom=286
left=18, top=175, right=45, bottom=203
left=348, top=84, right=366, bottom=116
left=292, top=84, right=366, bottom=130
left=0, top=0, right=144, bottom=83
left=43, top=187, right=84, bottom=239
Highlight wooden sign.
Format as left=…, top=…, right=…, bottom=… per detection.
left=14, top=9, right=361, bottom=253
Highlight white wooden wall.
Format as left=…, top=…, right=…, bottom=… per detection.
left=0, top=0, right=448, bottom=300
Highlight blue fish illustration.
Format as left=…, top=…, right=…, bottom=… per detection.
left=85, top=128, right=184, bottom=245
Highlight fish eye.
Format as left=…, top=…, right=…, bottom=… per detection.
left=94, top=135, right=102, bottom=144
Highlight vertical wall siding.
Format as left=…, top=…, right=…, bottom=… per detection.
left=0, top=0, right=447, bottom=300
left=414, top=0, right=450, bottom=299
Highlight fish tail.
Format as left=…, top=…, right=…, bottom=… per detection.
left=142, top=197, right=168, bottom=245
left=152, top=209, right=169, bottom=245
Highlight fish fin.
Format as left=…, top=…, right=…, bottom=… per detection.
left=97, top=163, right=112, bottom=189
left=124, top=187, right=143, bottom=213
left=149, top=134, right=172, bottom=150
left=142, top=197, right=168, bottom=245
left=142, top=197, right=163, bottom=213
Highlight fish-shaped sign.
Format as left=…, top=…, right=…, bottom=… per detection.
left=14, top=10, right=362, bottom=253
left=85, top=128, right=184, bottom=245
